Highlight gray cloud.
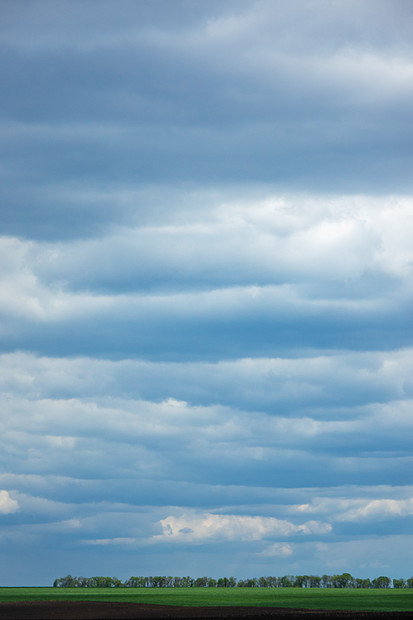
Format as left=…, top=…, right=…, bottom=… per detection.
left=2, top=2, right=413, bottom=240
left=0, top=193, right=412, bottom=360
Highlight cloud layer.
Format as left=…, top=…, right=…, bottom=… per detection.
left=0, top=0, right=412, bottom=585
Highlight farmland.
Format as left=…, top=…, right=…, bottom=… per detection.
left=0, top=586, right=412, bottom=612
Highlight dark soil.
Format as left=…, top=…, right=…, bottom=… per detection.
left=0, top=602, right=412, bottom=620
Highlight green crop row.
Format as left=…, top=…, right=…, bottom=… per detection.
left=1, top=586, right=413, bottom=611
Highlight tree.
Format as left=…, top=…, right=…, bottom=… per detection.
left=321, top=575, right=331, bottom=588
left=217, top=577, right=230, bottom=587
left=92, top=576, right=114, bottom=588
left=294, top=575, right=306, bottom=588
left=125, top=576, right=147, bottom=588
left=148, top=576, right=165, bottom=588
left=237, top=578, right=257, bottom=587
left=180, top=576, right=194, bottom=588
left=53, top=575, right=76, bottom=588
left=52, top=572, right=413, bottom=591
left=355, top=578, right=371, bottom=589
left=278, top=575, right=294, bottom=587
left=266, top=576, right=278, bottom=588
left=294, top=575, right=311, bottom=588
left=372, top=576, right=391, bottom=589
left=331, top=573, right=354, bottom=588
left=112, top=577, right=123, bottom=588
left=309, top=576, right=321, bottom=588
left=194, top=576, right=208, bottom=587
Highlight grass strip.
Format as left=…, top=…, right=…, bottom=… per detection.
left=0, top=587, right=412, bottom=612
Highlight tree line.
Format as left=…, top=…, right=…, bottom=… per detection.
left=53, top=573, right=413, bottom=589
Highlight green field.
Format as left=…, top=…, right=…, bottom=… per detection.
left=0, top=587, right=412, bottom=612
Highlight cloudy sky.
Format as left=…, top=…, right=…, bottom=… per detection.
left=1, top=0, right=413, bottom=586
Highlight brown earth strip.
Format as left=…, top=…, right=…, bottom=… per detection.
left=1, top=602, right=413, bottom=620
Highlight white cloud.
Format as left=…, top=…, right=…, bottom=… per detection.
left=1, top=349, right=412, bottom=490
left=340, top=498, right=413, bottom=522
left=293, top=494, right=413, bottom=523
left=0, top=193, right=410, bottom=344
left=288, top=50, right=413, bottom=106
left=154, top=512, right=331, bottom=543
left=261, top=542, right=293, bottom=557
left=0, top=490, right=19, bottom=514
left=2, top=348, right=413, bottom=410
left=28, top=194, right=413, bottom=287
left=84, top=537, right=137, bottom=546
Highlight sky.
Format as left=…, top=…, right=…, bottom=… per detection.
left=0, top=0, right=413, bottom=586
